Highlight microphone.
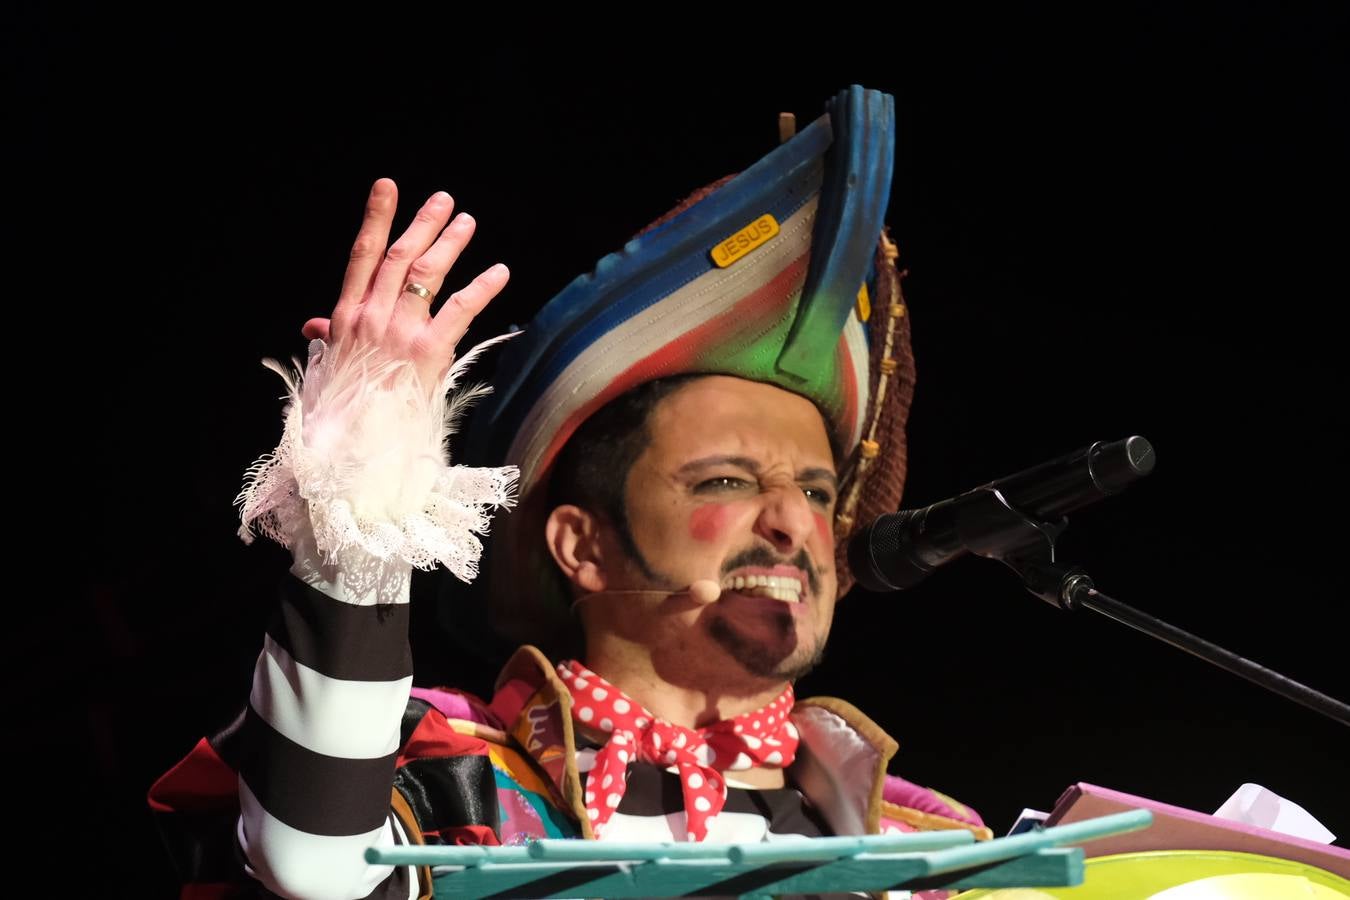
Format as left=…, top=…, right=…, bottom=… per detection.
left=848, top=436, right=1155, bottom=592
left=573, top=580, right=722, bottom=609
left=686, top=580, right=722, bottom=604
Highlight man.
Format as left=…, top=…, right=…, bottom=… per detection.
left=151, top=85, right=986, bottom=900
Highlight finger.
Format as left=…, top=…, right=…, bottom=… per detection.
left=425, top=263, right=510, bottom=352
left=388, top=211, right=477, bottom=336
left=301, top=318, right=331, bottom=342
left=332, top=179, right=398, bottom=337
left=403, top=212, right=477, bottom=299
left=364, top=191, right=456, bottom=333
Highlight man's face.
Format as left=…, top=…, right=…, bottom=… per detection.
left=611, top=375, right=839, bottom=682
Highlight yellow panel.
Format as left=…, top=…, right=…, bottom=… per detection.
left=710, top=213, right=780, bottom=267
left=956, top=850, right=1350, bottom=899
left=857, top=282, right=871, bottom=322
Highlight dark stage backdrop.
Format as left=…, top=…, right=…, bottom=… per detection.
left=20, top=9, right=1346, bottom=895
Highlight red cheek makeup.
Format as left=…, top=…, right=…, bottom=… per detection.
left=813, top=511, right=832, bottom=547
left=688, top=503, right=732, bottom=542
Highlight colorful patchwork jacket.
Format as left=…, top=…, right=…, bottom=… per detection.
left=149, top=576, right=988, bottom=899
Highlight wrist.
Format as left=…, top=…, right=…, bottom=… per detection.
left=236, top=336, right=518, bottom=582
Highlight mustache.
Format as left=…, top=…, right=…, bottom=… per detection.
left=720, top=545, right=821, bottom=597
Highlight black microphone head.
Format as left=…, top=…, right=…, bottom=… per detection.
left=1091, top=435, right=1156, bottom=494
left=847, top=510, right=932, bottom=592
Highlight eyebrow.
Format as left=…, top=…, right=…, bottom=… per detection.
left=676, top=455, right=839, bottom=491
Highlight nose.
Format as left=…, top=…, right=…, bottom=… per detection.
left=753, top=484, right=817, bottom=556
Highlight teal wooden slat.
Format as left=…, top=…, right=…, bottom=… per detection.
left=726, top=830, right=972, bottom=863
left=376, top=809, right=1156, bottom=898
left=433, top=861, right=587, bottom=898
left=718, top=854, right=931, bottom=896
left=365, top=844, right=536, bottom=866
left=741, top=847, right=1082, bottom=896
left=438, top=860, right=607, bottom=897
left=433, top=858, right=751, bottom=898
left=548, top=858, right=766, bottom=898
left=923, top=809, right=1151, bottom=875
left=944, top=847, right=1084, bottom=890
left=427, top=848, right=1081, bottom=897
left=424, top=833, right=968, bottom=897
left=525, top=839, right=730, bottom=861
left=369, top=828, right=971, bottom=868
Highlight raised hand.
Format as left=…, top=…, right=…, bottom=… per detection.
left=300, top=178, right=509, bottom=393
left=237, top=178, right=518, bottom=577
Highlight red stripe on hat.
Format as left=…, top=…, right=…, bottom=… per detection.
left=531, top=252, right=810, bottom=485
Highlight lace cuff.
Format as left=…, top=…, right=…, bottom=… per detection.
left=234, top=334, right=518, bottom=583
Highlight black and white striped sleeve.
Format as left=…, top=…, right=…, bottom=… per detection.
left=236, top=524, right=420, bottom=900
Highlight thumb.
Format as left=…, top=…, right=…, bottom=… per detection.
left=301, top=318, right=331, bottom=341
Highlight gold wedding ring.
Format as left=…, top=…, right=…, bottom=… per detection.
left=403, top=282, right=434, bottom=301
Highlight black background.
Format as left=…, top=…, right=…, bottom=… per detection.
left=15, top=7, right=1347, bottom=894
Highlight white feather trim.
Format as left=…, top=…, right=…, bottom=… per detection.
left=234, top=334, right=520, bottom=583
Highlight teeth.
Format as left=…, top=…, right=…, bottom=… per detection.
left=722, top=574, right=803, bottom=602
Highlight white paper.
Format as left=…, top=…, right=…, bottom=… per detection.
left=1006, top=807, right=1051, bottom=836
left=1213, top=782, right=1336, bottom=844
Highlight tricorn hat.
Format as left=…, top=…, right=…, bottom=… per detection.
left=455, top=85, right=916, bottom=659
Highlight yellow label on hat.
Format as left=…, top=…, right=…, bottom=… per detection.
left=710, top=214, right=779, bottom=267
left=856, top=283, right=872, bottom=322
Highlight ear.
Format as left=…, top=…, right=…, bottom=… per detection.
left=544, top=504, right=609, bottom=594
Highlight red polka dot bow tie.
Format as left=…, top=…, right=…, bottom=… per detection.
left=557, top=660, right=800, bottom=841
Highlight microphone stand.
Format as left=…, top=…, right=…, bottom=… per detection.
left=962, top=488, right=1350, bottom=727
